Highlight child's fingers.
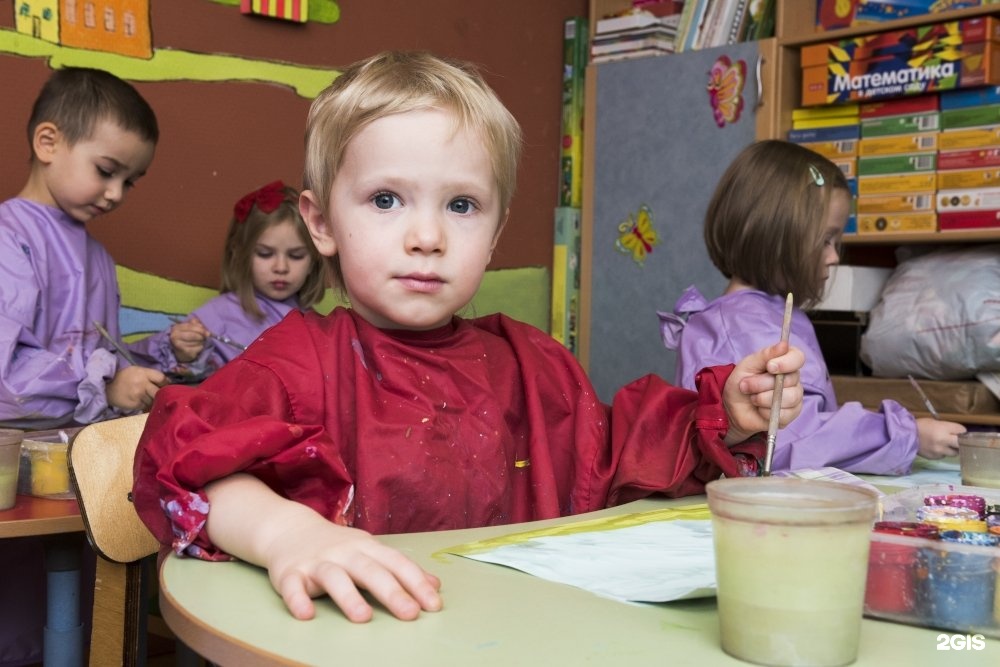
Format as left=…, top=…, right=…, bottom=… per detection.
left=343, top=551, right=430, bottom=620
left=275, top=572, right=320, bottom=621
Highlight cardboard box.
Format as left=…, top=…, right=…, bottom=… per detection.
left=856, top=192, right=935, bottom=214
left=858, top=172, right=937, bottom=195
left=861, top=111, right=940, bottom=137
left=860, top=94, right=940, bottom=118
left=858, top=132, right=938, bottom=156
left=938, top=209, right=1000, bottom=230
left=857, top=211, right=937, bottom=232
left=802, top=41, right=1000, bottom=106
left=831, top=376, right=1000, bottom=415
left=940, top=103, right=1000, bottom=129
left=940, top=84, right=1000, bottom=109
left=800, top=139, right=859, bottom=159
left=817, top=266, right=893, bottom=312
left=815, top=0, right=859, bottom=31
left=938, top=125, right=1000, bottom=150
left=937, top=166, right=1000, bottom=189
left=938, top=146, right=1000, bottom=169
left=858, top=152, right=936, bottom=176
left=801, top=16, right=1000, bottom=67
left=937, top=186, right=1000, bottom=210
left=854, top=0, right=989, bottom=25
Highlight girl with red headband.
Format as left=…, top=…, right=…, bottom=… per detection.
left=132, top=181, right=327, bottom=379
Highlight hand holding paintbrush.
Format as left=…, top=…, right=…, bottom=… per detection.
left=168, top=315, right=247, bottom=358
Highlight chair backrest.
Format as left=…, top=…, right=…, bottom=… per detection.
left=68, top=413, right=159, bottom=563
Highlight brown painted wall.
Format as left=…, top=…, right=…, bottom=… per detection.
left=0, top=0, right=587, bottom=287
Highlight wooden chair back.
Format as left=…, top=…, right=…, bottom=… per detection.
left=68, top=413, right=161, bottom=666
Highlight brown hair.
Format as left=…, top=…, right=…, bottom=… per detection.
left=27, top=67, right=158, bottom=153
left=703, top=140, right=850, bottom=307
left=220, top=183, right=327, bottom=320
left=302, top=50, right=523, bottom=289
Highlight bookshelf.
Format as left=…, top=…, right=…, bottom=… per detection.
left=770, top=2, right=1000, bottom=248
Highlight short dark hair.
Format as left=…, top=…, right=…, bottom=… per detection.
left=703, top=140, right=850, bottom=307
left=27, top=67, right=158, bottom=151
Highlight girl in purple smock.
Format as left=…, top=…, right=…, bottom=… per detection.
left=659, top=140, right=966, bottom=475
left=131, top=181, right=327, bottom=379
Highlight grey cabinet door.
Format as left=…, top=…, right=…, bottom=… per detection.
left=588, top=41, right=764, bottom=401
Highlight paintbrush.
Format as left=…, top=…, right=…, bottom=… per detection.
left=763, top=293, right=794, bottom=477
left=168, top=315, right=247, bottom=352
left=907, top=374, right=941, bottom=420
left=92, top=320, right=138, bottom=366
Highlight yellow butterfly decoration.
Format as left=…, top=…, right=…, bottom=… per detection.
left=707, top=55, right=746, bottom=128
left=615, top=205, right=659, bottom=267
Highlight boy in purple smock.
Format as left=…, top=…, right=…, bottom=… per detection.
left=0, top=67, right=165, bottom=429
left=0, top=67, right=164, bottom=667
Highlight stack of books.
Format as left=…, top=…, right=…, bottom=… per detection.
left=591, top=8, right=681, bottom=63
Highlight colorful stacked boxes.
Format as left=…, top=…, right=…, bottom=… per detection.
left=936, top=85, right=1000, bottom=230
left=801, top=16, right=1000, bottom=106
left=856, top=95, right=939, bottom=234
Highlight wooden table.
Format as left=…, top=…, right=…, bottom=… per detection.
left=159, top=496, right=1000, bottom=666
left=0, top=493, right=83, bottom=537
left=0, top=494, right=86, bottom=666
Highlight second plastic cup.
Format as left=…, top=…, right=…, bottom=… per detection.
left=0, top=429, right=25, bottom=510
left=706, top=477, right=878, bottom=667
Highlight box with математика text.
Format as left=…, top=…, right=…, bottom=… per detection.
left=802, top=40, right=1000, bottom=106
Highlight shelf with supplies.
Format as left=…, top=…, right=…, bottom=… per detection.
left=842, top=227, right=1000, bottom=245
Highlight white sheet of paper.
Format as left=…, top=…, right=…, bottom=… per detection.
left=454, top=519, right=716, bottom=604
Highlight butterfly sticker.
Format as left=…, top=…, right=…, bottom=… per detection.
left=615, top=205, right=659, bottom=267
left=707, top=56, right=746, bottom=128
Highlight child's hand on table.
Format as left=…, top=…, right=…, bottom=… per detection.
left=169, top=315, right=209, bottom=362
left=722, top=341, right=804, bottom=445
left=205, top=473, right=442, bottom=623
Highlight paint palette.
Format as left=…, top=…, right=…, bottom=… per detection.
left=864, top=484, right=1000, bottom=637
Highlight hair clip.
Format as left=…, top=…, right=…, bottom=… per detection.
left=233, top=180, right=287, bottom=223
left=808, top=164, right=825, bottom=187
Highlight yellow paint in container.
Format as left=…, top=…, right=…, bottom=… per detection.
left=17, top=428, right=81, bottom=500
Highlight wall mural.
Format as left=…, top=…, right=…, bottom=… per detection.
left=3, top=1, right=550, bottom=336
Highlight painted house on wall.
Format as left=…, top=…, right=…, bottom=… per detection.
left=14, top=0, right=152, bottom=58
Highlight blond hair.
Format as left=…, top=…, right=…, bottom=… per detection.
left=303, top=51, right=523, bottom=287
left=703, top=140, right=850, bottom=307
left=220, top=183, right=327, bottom=320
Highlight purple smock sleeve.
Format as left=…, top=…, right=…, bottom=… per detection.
left=128, top=292, right=299, bottom=377
left=660, top=286, right=918, bottom=475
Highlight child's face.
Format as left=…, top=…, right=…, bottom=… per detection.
left=304, top=108, right=505, bottom=330
left=41, top=119, right=155, bottom=223
left=820, top=189, right=849, bottom=282
left=251, top=219, right=314, bottom=302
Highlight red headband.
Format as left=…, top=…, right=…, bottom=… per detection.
left=234, top=180, right=287, bottom=223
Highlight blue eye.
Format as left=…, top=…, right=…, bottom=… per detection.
left=373, top=192, right=400, bottom=210
left=449, top=198, right=475, bottom=214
